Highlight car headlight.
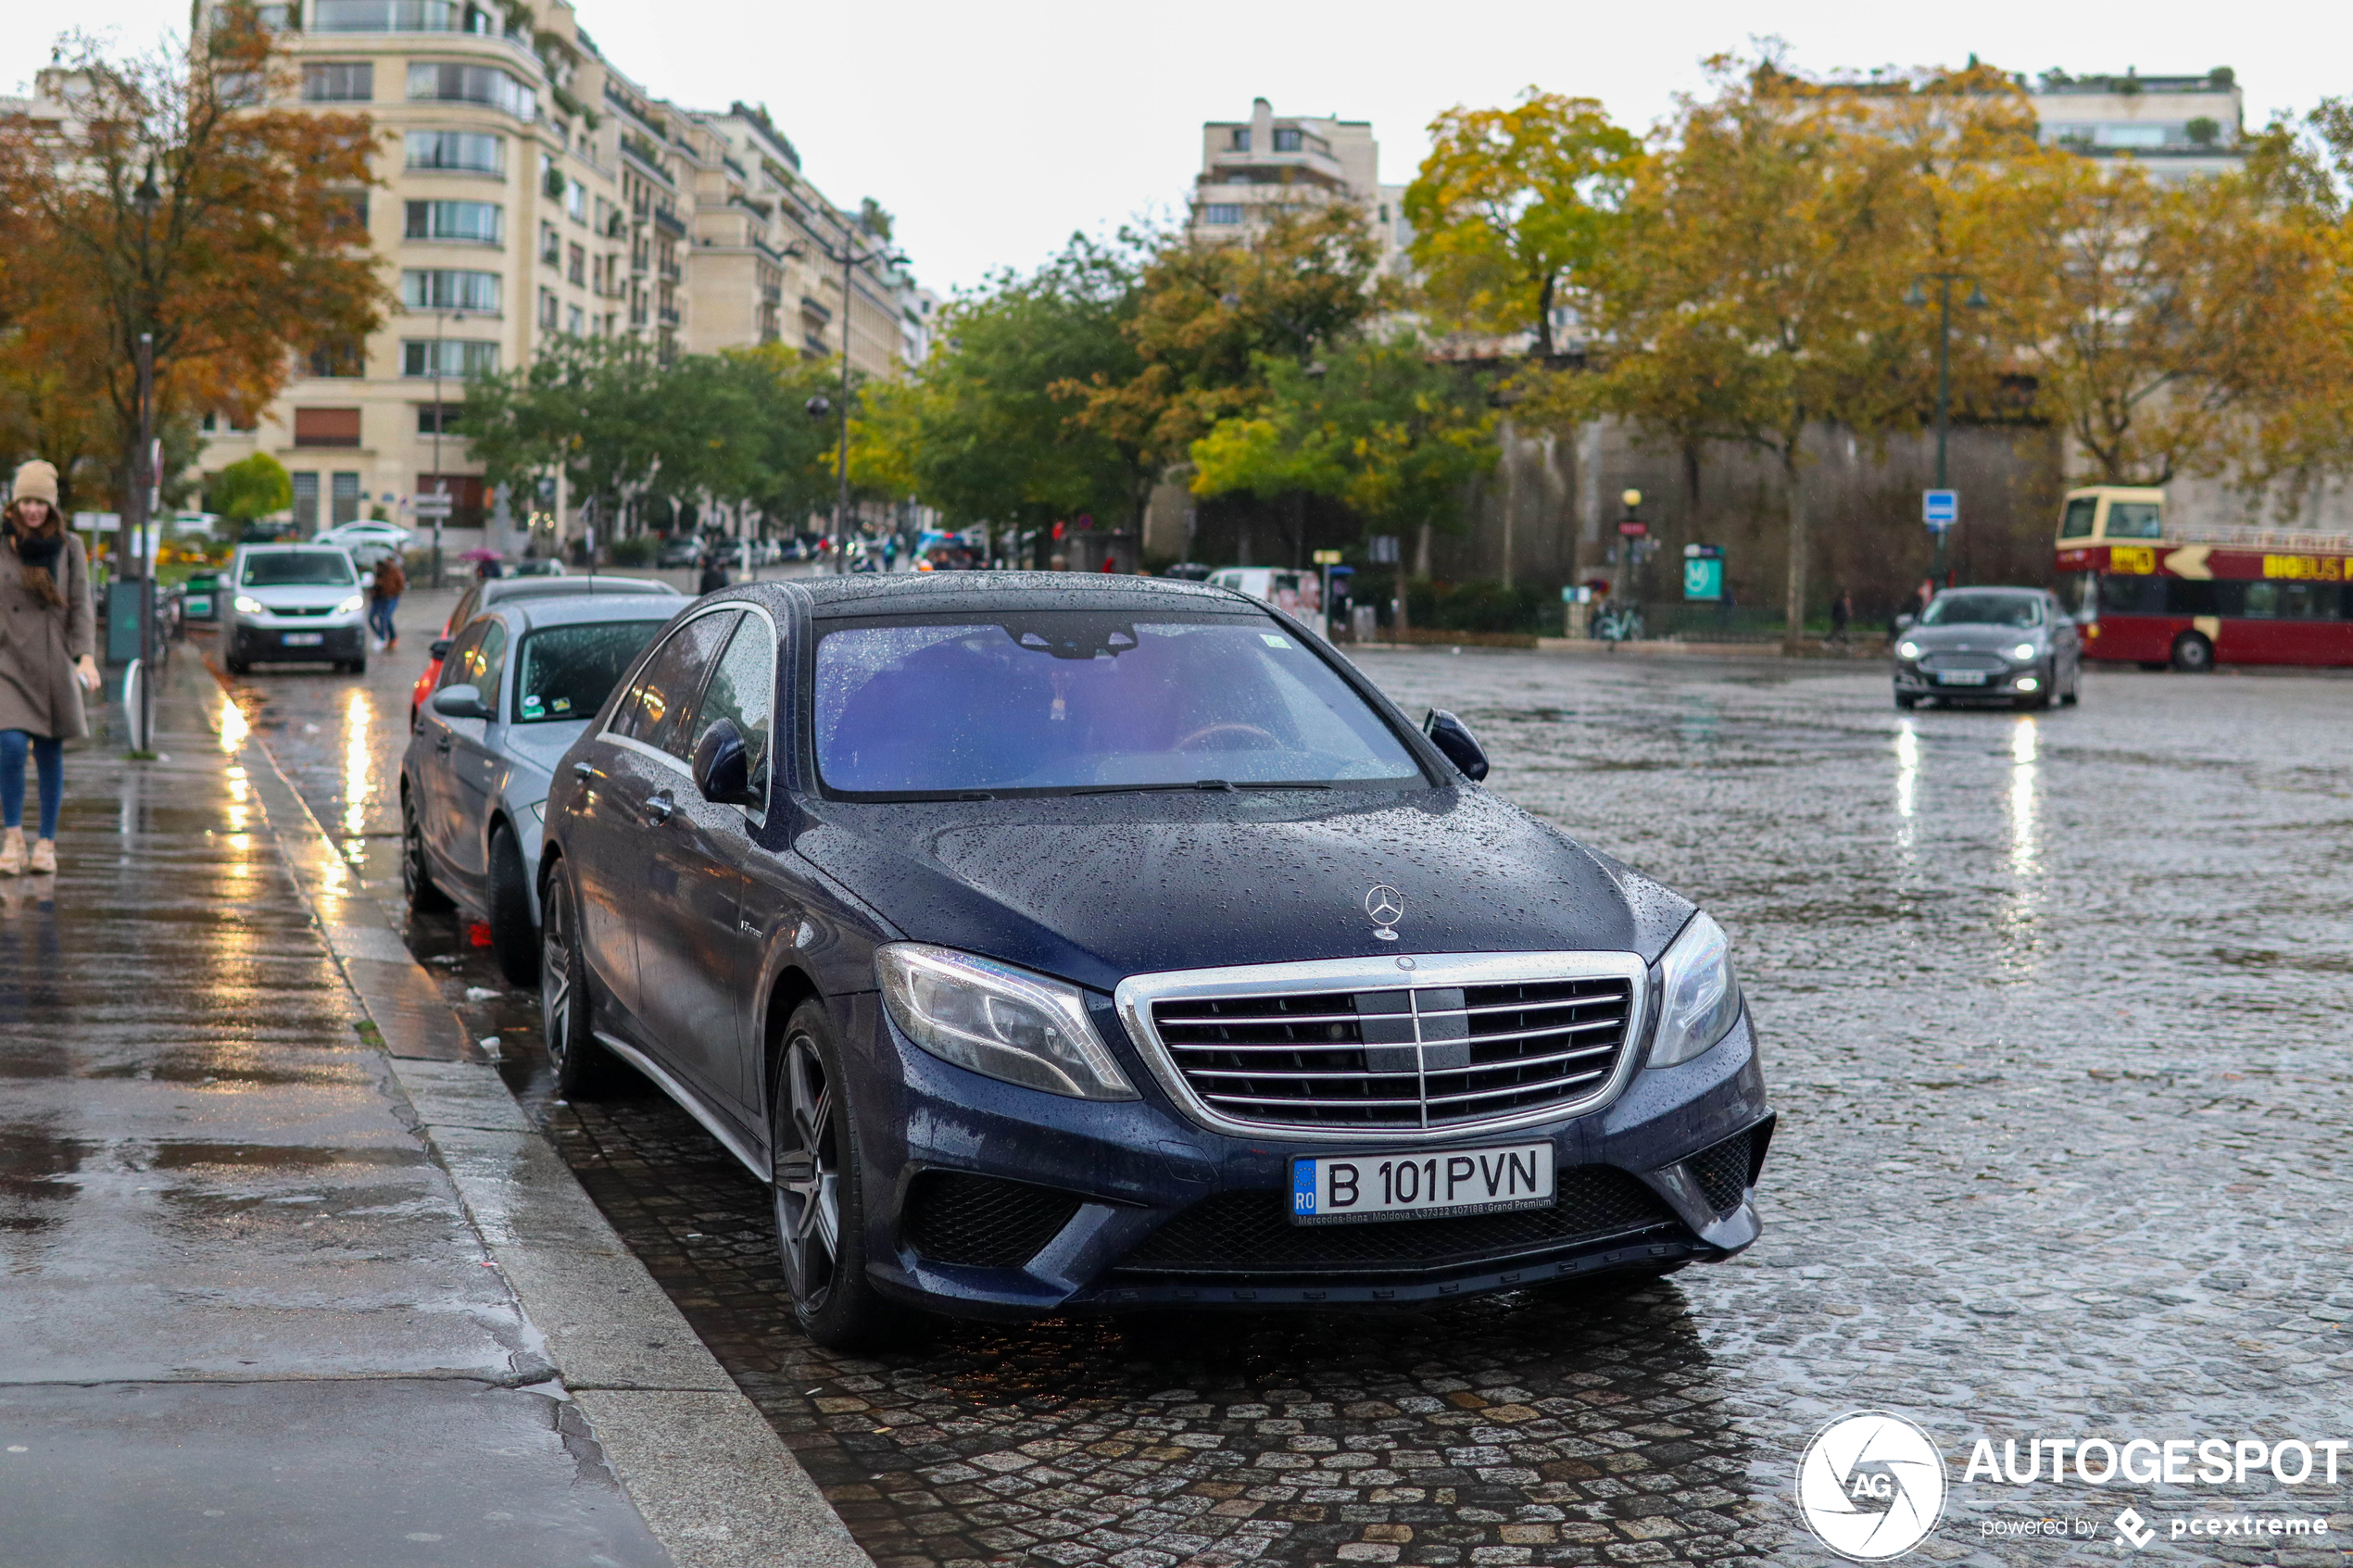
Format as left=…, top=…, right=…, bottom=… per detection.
left=1895, top=640, right=1921, bottom=660
left=337, top=594, right=367, bottom=615
left=2010, top=642, right=2038, bottom=661
left=876, top=943, right=1138, bottom=1101
left=233, top=595, right=264, bottom=615
left=1647, top=912, right=1743, bottom=1070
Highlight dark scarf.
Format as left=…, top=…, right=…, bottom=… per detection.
left=11, top=525, right=63, bottom=573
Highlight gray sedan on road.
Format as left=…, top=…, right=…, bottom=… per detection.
left=402, top=594, right=682, bottom=983
left=1892, top=586, right=2082, bottom=709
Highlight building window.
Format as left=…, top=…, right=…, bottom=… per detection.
left=306, top=340, right=364, bottom=378
left=541, top=222, right=560, bottom=265
left=1229, top=128, right=1250, bottom=151
left=406, top=129, right=503, bottom=174
left=538, top=289, right=559, bottom=330
left=331, top=471, right=364, bottom=526
left=407, top=61, right=535, bottom=122
left=1202, top=204, right=1244, bottom=226
left=302, top=62, right=374, bottom=102
left=401, top=339, right=499, bottom=378
left=404, top=199, right=502, bottom=245
left=565, top=305, right=585, bottom=334
left=400, top=268, right=500, bottom=312
left=1273, top=127, right=1302, bottom=153
left=567, top=243, right=585, bottom=284
left=417, top=404, right=458, bottom=435
left=329, top=191, right=371, bottom=238
left=291, top=471, right=320, bottom=530
left=566, top=178, right=587, bottom=223
left=413, top=473, right=485, bottom=529
left=293, top=408, right=363, bottom=447
left=315, top=0, right=493, bottom=31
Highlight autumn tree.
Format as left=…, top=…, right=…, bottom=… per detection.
left=1403, top=90, right=1641, bottom=356
left=1189, top=337, right=1497, bottom=566
left=1063, top=207, right=1392, bottom=484
left=1572, top=56, right=1959, bottom=646
left=0, top=14, right=386, bottom=519
left=208, top=450, right=291, bottom=526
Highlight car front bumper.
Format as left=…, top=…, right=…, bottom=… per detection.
left=229, top=620, right=368, bottom=661
left=1894, top=660, right=2045, bottom=697
left=841, top=997, right=1773, bottom=1320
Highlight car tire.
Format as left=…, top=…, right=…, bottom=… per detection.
left=771, top=1000, right=926, bottom=1352
left=539, top=865, right=624, bottom=1098
left=2171, top=633, right=2214, bottom=673
left=486, top=822, right=537, bottom=987
left=225, top=656, right=248, bottom=675
left=400, top=787, right=453, bottom=912
left=1894, top=693, right=1917, bottom=709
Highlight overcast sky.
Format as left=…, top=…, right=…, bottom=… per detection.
left=6, top=1, right=2345, bottom=295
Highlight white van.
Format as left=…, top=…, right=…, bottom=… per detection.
left=1206, top=567, right=1327, bottom=640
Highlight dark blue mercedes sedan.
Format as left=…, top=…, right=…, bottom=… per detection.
left=537, top=573, right=1772, bottom=1348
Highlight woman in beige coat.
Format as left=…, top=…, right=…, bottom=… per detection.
left=0, top=460, right=100, bottom=874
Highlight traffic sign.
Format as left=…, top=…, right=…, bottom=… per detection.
left=1681, top=544, right=1724, bottom=602
left=1922, top=489, right=1957, bottom=533
left=1311, top=549, right=1344, bottom=566
left=411, top=494, right=453, bottom=518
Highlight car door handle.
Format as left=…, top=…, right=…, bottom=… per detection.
left=644, top=791, right=674, bottom=825
left=435, top=734, right=452, bottom=754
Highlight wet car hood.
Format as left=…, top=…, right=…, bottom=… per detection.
left=1904, top=623, right=2039, bottom=652
left=237, top=583, right=361, bottom=609
left=791, top=785, right=1694, bottom=995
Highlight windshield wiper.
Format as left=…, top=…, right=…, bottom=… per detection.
left=1067, top=778, right=1334, bottom=796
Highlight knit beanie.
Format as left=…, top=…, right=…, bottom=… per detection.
left=10, top=461, right=58, bottom=506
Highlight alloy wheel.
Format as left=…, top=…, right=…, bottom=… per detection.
left=773, top=1033, right=843, bottom=1311
left=540, top=881, right=577, bottom=1073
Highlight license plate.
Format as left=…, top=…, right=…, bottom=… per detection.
left=1290, top=1142, right=1554, bottom=1226
left=1937, top=670, right=1987, bottom=685
left=282, top=632, right=324, bottom=646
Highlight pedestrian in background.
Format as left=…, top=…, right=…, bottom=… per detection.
left=1828, top=588, right=1852, bottom=647
left=697, top=549, right=729, bottom=596
left=0, top=460, right=100, bottom=876
left=369, top=553, right=405, bottom=651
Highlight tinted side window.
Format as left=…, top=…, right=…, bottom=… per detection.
left=446, top=587, right=481, bottom=636
left=688, top=614, right=775, bottom=799
left=464, top=621, right=509, bottom=719
left=436, top=624, right=486, bottom=691
left=611, top=611, right=737, bottom=755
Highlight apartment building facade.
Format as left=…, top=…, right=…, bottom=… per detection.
left=1188, top=98, right=1411, bottom=282
left=179, top=0, right=922, bottom=547
left=2026, top=69, right=2246, bottom=181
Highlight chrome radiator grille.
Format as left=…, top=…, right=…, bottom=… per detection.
left=1145, top=971, right=1635, bottom=1133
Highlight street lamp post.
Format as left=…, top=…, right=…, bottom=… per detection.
left=427, top=307, right=466, bottom=587
left=129, top=162, right=161, bottom=753
left=804, top=225, right=903, bottom=572
left=1906, top=271, right=1986, bottom=584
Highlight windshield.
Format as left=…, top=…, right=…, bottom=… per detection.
left=241, top=551, right=356, bottom=587
left=813, top=612, right=1424, bottom=797
left=512, top=620, right=671, bottom=723
left=1921, top=593, right=2043, bottom=629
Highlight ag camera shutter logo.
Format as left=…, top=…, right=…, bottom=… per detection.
left=1796, top=1411, right=1949, bottom=1561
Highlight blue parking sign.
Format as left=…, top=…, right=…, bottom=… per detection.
left=1922, top=489, right=1957, bottom=533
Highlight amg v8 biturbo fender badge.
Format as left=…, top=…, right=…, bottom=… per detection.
left=1365, top=884, right=1404, bottom=941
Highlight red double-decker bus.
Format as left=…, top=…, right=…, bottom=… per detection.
left=2056, top=486, right=2353, bottom=671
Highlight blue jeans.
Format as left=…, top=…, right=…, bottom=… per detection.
left=0, top=731, right=63, bottom=840
left=369, top=595, right=398, bottom=643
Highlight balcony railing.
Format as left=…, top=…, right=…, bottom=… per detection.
left=651, top=205, right=686, bottom=237
left=799, top=295, right=831, bottom=325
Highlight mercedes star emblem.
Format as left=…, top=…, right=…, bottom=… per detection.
left=1365, top=884, right=1405, bottom=940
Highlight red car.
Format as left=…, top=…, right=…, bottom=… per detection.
left=409, top=575, right=681, bottom=724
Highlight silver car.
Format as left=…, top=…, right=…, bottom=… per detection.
left=1892, top=587, right=2083, bottom=710
left=401, top=594, right=681, bottom=983
left=223, top=545, right=371, bottom=674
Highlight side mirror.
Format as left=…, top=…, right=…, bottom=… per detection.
left=692, top=718, right=758, bottom=806
left=1423, top=709, right=1491, bottom=783
left=1894, top=614, right=1916, bottom=632
left=430, top=684, right=490, bottom=721
left=429, top=638, right=452, bottom=660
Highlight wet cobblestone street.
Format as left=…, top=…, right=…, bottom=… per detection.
left=220, top=617, right=2353, bottom=1568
